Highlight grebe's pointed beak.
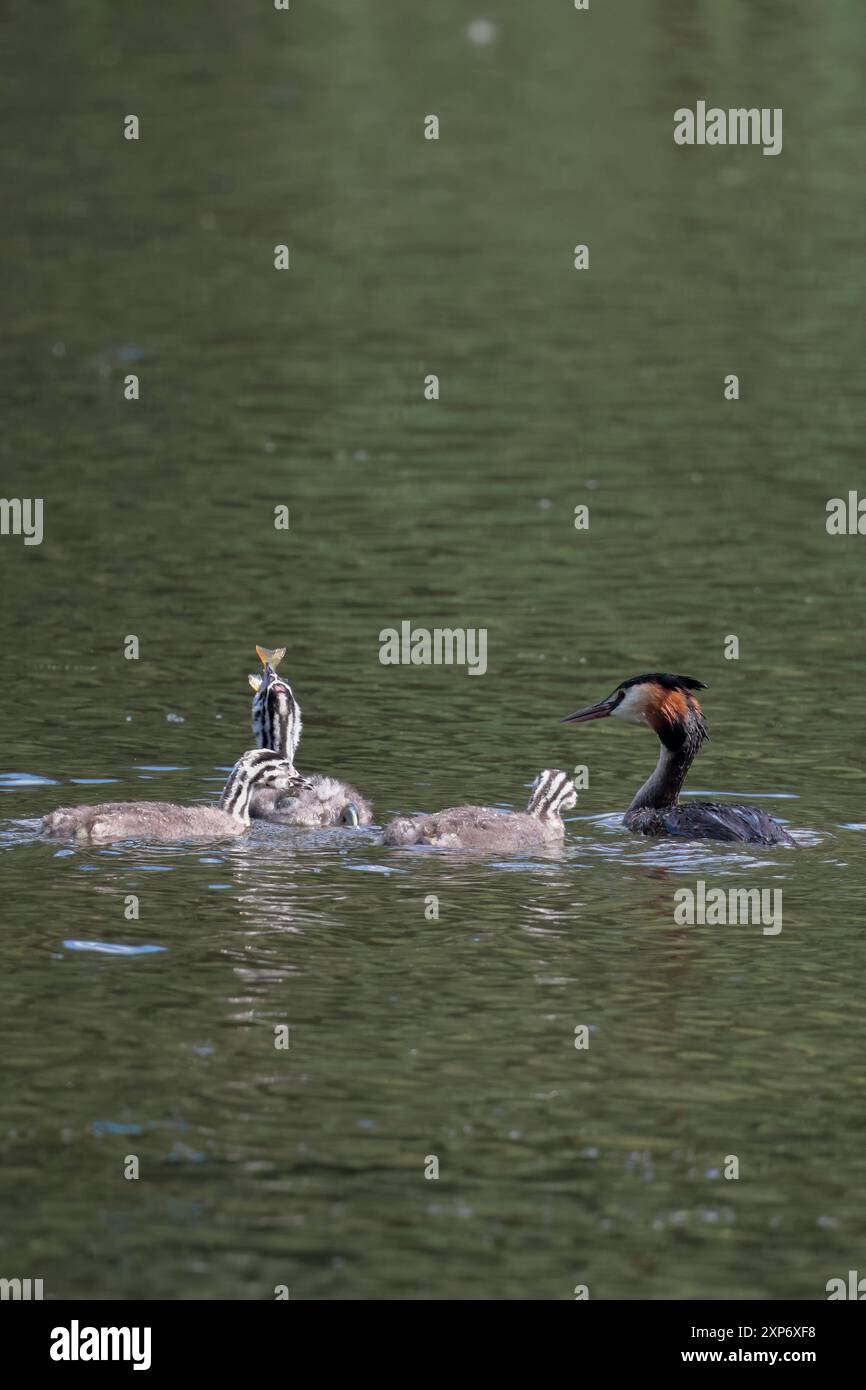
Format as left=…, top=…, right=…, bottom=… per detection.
left=561, top=695, right=618, bottom=724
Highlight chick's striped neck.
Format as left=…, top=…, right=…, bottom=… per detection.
left=253, top=681, right=302, bottom=764
left=220, top=751, right=285, bottom=824
left=528, top=770, right=575, bottom=819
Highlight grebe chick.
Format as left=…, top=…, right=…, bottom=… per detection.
left=42, top=750, right=306, bottom=844
left=381, top=769, right=577, bottom=850
left=562, top=673, right=795, bottom=846
left=249, top=648, right=372, bottom=827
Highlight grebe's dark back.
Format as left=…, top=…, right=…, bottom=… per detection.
left=562, top=673, right=795, bottom=846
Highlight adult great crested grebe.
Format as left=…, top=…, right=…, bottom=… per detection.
left=562, top=673, right=795, bottom=846
left=42, top=749, right=307, bottom=844
left=381, top=769, right=577, bottom=850
left=249, top=647, right=373, bottom=827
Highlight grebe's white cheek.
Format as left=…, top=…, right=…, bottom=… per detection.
left=612, top=687, right=651, bottom=724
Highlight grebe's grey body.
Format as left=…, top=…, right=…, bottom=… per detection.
left=563, top=673, right=795, bottom=846
left=42, top=749, right=305, bottom=844
left=381, top=769, right=577, bottom=850
left=250, top=648, right=372, bottom=827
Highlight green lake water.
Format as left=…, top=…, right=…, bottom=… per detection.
left=1, top=0, right=865, bottom=1299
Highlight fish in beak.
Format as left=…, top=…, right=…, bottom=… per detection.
left=256, top=645, right=286, bottom=670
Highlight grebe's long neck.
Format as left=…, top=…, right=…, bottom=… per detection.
left=627, top=741, right=697, bottom=811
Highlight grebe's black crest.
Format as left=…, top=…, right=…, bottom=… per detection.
left=562, top=673, right=794, bottom=847
left=618, top=673, right=707, bottom=692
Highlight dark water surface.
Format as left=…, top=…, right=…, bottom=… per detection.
left=1, top=1, right=865, bottom=1299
